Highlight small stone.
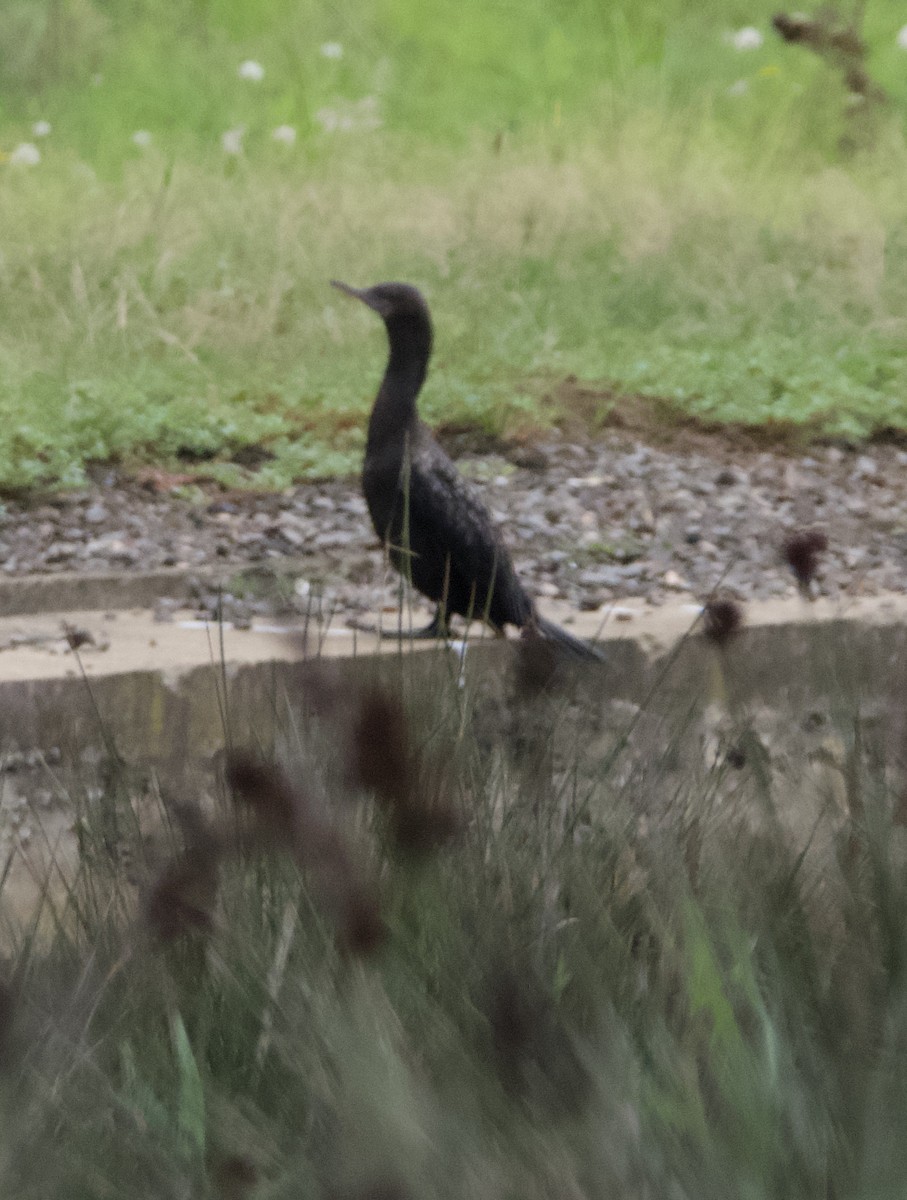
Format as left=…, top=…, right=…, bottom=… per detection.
left=314, top=530, right=356, bottom=549
left=663, top=570, right=689, bottom=590
left=279, top=525, right=305, bottom=549
left=106, top=539, right=139, bottom=564
left=44, top=540, right=79, bottom=562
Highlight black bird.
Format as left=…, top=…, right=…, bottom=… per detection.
left=332, top=280, right=603, bottom=660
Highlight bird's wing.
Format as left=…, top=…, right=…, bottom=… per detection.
left=401, top=436, right=530, bottom=624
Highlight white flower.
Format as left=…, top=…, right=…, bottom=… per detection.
left=314, top=96, right=381, bottom=134
left=897, top=25, right=907, bottom=50
left=9, top=143, right=41, bottom=166
left=31, top=120, right=51, bottom=138
left=320, top=42, right=343, bottom=59
left=131, top=130, right=153, bottom=148
left=221, top=126, right=245, bottom=155
left=271, top=124, right=297, bottom=145
left=357, top=95, right=380, bottom=126
left=315, top=107, right=339, bottom=133
left=238, top=59, right=265, bottom=82
left=728, top=26, right=764, bottom=51
left=727, top=78, right=749, bottom=97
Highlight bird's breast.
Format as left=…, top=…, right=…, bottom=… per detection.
left=362, top=439, right=406, bottom=543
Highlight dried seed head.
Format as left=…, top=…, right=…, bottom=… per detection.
left=726, top=744, right=747, bottom=769
left=145, top=833, right=223, bottom=942
left=893, top=786, right=907, bottom=828
left=702, top=595, right=744, bottom=647
left=488, top=969, right=536, bottom=1066
left=226, top=752, right=299, bottom=845
left=772, top=13, right=814, bottom=43
left=773, top=11, right=864, bottom=57
left=0, top=975, right=15, bottom=1071
left=349, top=688, right=412, bottom=806
left=390, top=788, right=461, bottom=858
left=514, top=630, right=561, bottom=696
left=228, top=750, right=385, bottom=951
left=326, top=1181, right=410, bottom=1200
left=213, top=1155, right=258, bottom=1200
left=349, top=688, right=459, bottom=857
left=337, top=885, right=387, bottom=957
left=783, top=529, right=829, bottom=591
left=62, top=622, right=93, bottom=650
left=484, top=962, right=591, bottom=1113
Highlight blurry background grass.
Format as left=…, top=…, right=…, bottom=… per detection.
left=2, top=0, right=907, bottom=489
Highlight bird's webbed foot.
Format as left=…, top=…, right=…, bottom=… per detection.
left=379, top=608, right=450, bottom=641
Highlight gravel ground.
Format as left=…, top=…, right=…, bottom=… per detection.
left=1, top=427, right=904, bottom=622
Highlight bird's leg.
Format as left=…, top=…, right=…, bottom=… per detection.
left=379, top=606, right=449, bottom=640
left=348, top=606, right=450, bottom=640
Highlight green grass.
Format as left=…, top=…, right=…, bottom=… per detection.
left=4, top=631, right=907, bottom=1196
left=3, top=0, right=907, bottom=490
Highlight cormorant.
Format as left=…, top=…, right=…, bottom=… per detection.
left=332, top=280, right=603, bottom=660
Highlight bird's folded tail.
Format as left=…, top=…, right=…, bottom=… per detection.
left=532, top=614, right=606, bottom=662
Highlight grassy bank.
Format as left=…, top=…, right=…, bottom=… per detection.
left=3, top=625, right=907, bottom=1196
left=2, top=1, right=907, bottom=490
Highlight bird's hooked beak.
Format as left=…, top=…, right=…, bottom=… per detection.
left=330, top=280, right=392, bottom=318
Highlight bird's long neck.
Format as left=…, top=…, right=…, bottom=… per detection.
left=367, top=313, right=433, bottom=449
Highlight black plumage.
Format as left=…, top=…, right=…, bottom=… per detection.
left=332, top=280, right=603, bottom=660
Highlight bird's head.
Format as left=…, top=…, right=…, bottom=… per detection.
left=330, top=280, right=430, bottom=325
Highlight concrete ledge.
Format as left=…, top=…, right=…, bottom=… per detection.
left=0, top=592, right=904, bottom=762
left=0, top=561, right=311, bottom=618
left=2, top=591, right=905, bottom=944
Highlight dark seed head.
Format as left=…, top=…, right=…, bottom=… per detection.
left=702, top=595, right=744, bottom=648
left=0, top=975, right=15, bottom=1071
left=488, top=968, right=535, bottom=1061
left=213, top=1155, right=258, bottom=1200
left=62, top=622, right=93, bottom=650
left=726, top=744, right=747, bottom=769
left=326, top=1181, right=410, bottom=1200
left=225, top=752, right=299, bottom=845
left=349, top=689, right=412, bottom=808
left=145, top=834, right=223, bottom=942
left=514, top=630, right=561, bottom=696
left=338, top=886, right=388, bottom=957
left=772, top=13, right=812, bottom=43
left=390, top=788, right=461, bottom=858
left=783, top=529, right=828, bottom=590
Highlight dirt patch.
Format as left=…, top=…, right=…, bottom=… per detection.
left=548, top=380, right=820, bottom=456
